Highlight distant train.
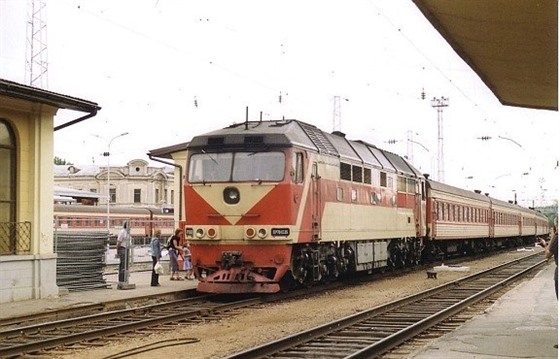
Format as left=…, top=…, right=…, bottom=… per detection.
left=180, top=119, right=549, bottom=294
left=54, top=204, right=175, bottom=241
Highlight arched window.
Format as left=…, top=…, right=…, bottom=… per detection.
left=0, top=119, right=16, bottom=254
left=0, top=120, right=16, bottom=222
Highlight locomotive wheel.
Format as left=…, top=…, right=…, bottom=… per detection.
left=291, top=249, right=310, bottom=285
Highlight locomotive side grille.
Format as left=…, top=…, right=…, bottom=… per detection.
left=298, top=121, right=339, bottom=156
left=207, top=137, right=225, bottom=145
left=244, top=136, right=264, bottom=144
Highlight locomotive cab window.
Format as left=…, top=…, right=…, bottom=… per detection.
left=189, top=151, right=285, bottom=183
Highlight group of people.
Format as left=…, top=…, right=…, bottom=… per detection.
left=149, top=228, right=194, bottom=286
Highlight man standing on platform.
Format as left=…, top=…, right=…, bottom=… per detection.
left=116, top=221, right=130, bottom=284
left=150, top=230, right=162, bottom=286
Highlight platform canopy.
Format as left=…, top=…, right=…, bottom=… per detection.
left=413, top=0, right=558, bottom=111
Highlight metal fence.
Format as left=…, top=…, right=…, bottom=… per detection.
left=0, top=221, right=32, bottom=255
left=54, top=231, right=111, bottom=291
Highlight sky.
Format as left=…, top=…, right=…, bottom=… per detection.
left=1, top=0, right=558, bottom=207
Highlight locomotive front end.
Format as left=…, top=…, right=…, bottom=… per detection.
left=184, top=121, right=309, bottom=293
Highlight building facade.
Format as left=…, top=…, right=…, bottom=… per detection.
left=54, top=159, right=175, bottom=211
left=0, top=79, right=100, bottom=303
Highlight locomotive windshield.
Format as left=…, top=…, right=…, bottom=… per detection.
left=189, top=151, right=285, bottom=183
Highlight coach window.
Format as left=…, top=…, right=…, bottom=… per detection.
left=0, top=120, right=16, bottom=244
left=337, top=187, right=344, bottom=201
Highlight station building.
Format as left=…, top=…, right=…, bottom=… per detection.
left=0, top=79, right=100, bottom=303
left=54, top=159, right=176, bottom=212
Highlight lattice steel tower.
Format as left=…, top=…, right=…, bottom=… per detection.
left=25, top=0, right=48, bottom=88
left=332, top=96, right=349, bottom=133
left=431, top=96, right=449, bottom=182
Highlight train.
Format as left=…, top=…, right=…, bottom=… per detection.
left=181, top=119, right=549, bottom=294
left=53, top=204, right=175, bottom=241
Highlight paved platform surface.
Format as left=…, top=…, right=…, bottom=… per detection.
left=414, top=263, right=558, bottom=359
left=0, top=270, right=198, bottom=320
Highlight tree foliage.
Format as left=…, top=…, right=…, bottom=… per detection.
left=54, top=156, right=73, bottom=165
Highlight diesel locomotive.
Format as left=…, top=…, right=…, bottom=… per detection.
left=181, top=119, right=548, bottom=293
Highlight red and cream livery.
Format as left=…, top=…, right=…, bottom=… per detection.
left=182, top=119, right=548, bottom=293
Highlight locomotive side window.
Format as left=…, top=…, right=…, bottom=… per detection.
left=293, top=152, right=304, bottom=183
left=407, top=178, right=416, bottom=194
left=352, top=165, right=362, bottom=183
left=340, top=162, right=351, bottom=181
left=363, top=168, right=372, bottom=184
left=380, top=172, right=387, bottom=187
left=397, top=176, right=406, bottom=192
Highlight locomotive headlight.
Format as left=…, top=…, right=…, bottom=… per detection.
left=245, top=227, right=256, bottom=239
left=223, top=187, right=240, bottom=205
left=195, top=228, right=205, bottom=238
left=207, top=227, right=217, bottom=239
left=257, top=228, right=268, bottom=239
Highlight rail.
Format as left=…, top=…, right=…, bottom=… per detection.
left=224, top=253, right=545, bottom=359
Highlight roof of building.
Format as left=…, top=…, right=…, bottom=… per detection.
left=147, top=142, right=189, bottom=159
left=54, top=186, right=103, bottom=199
left=54, top=165, right=101, bottom=177
left=0, top=78, right=101, bottom=129
left=412, top=0, right=557, bottom=111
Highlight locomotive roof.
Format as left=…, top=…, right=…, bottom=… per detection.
left=188, top=119, right=422, bottom=177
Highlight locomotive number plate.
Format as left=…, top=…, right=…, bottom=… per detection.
left=271, top=228, right=290, bottom=237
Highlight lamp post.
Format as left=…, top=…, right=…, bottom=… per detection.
left=406, top=130, right=429, bottom=166
left=93, top=132, right=129, bottom=236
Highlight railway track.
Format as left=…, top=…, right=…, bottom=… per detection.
left=0, top=288, right=197, bottom=330
left=224, top=252, right=545, bottom=359
left=0, top=293, right=261, bottom=358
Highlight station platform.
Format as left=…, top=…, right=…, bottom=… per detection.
left=0, top=270, right=198, bottom=321
left=414, top=263, right=558, bottom=359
